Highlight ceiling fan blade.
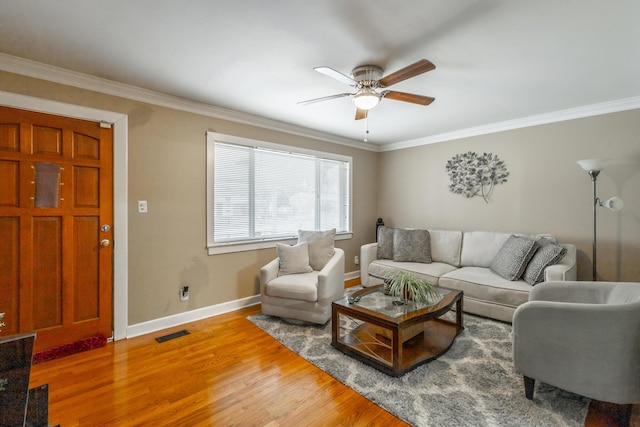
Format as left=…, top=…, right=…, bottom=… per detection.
left=355, top=108, right=368, bottom=120
left=298, top=92, right=353, bottom=105
left=378, top=59, right=436, bottom=88
left=314, top=66, right=357, bottom=87
left=382, top=90, right=435, bottom=106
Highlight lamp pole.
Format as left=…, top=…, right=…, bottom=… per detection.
left=577, top=158, right=625, bottom=282
left=588, top=170, right=600, bottom=281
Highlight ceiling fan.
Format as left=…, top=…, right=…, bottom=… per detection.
left=299, top=59, right=436, bottom=120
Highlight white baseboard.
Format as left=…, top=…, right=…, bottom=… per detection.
left=345, top=270, right=360, bottom=281
left=125, top=272, right=360, bottom=339
left=126, top=294, right=261, bottom=339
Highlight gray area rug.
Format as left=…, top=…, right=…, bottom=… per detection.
left=248, top=294, right=589, bottom=426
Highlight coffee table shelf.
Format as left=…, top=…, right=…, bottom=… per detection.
left=331, top=285, right=463, bottom=377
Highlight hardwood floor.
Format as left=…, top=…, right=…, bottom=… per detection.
left=29, top=304, right=407, bottom=427
left=29, top=299, right=638, bottom=426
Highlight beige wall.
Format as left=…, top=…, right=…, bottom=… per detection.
left=0, top=72, right=379, bottom=325
left=378, top=110, right=640, bottom=282
left=3, top=70, right=639, bottom=328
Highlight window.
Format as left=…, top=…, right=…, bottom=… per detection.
left=206, top=132, right=352, bottom=254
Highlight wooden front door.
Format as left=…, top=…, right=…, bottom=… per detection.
left=0, top=106, right=113, bottom=352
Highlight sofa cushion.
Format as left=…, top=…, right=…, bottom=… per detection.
left=522, top=239, right=567, bottom=285
left=490, top=235, right=539, bottom=281
left=393, top=228, right=432, bottom=263
left=440, top=266, right=532, bottom=309
left=298, top=228, right=335, bottom=270
left=369, top=259, right=457, bottom=286
left=276, top=242, right=313, bottom=275
left=461, top=231, right=511, bottom=267
left=428, top=229, right=463, bottom=267
left=265, top=271, right=319, bottom=302
left=377, top=226, right=395, bottom=259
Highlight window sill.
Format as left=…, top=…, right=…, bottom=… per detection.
left=207, top=232, right=353, bottom=255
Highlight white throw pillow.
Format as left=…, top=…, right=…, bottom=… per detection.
left=276, top=242, right=313, bottom=275
left=297, top=229, right=336, bottom=271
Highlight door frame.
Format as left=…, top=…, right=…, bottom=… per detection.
left=0, top=90, right=128, bottom=340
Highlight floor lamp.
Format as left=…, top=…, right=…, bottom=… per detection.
left=576, top=159, right=624, bottom=281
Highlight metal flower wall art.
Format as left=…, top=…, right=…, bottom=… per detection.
left=445, top=152, right=509, bottom=203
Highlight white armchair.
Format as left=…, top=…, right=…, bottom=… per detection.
left=513, top=281, right=640, bottom=404
left=260, top=247, right=345, bottom=325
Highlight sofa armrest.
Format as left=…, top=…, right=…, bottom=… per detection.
left=529, top=280, right=616, bottom=303
left=317, top=248, right=345, bottom=301
left=543, top=244, right=576, bottom=282
left=359, top=243, right=378, bottom=286
left=260, top=257, right=280, bottom=293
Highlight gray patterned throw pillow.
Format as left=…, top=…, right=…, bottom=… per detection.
left=490, top=235, right=539, bottom=281
left=377, top=226, right=395, bottom=259
left=392, top=228, right=432, bottom=263
left=522, top=239, right=567, bottom=285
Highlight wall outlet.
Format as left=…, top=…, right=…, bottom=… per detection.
left=137, top=200, right=148, bottom=214
left=354, top=255, right=359, bottom=265
left=180, top=285, right=189, bottom=301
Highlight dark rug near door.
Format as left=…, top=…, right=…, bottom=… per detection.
left=248, top=294, right=589, bottom=427
left=32, top=335, right=107, bottom=364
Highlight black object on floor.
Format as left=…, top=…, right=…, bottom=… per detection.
left=155, top=330, right=190, bottom=343
left=27, top=384, right=49, bottom=427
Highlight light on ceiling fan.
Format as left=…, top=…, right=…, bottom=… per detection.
left=353, top=88, right=380, bottom=110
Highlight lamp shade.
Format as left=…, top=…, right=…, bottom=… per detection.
left=577, top=158, right=608, bottom=172
left=600, top=196, right=624, bottom=211
left=353, top=88, right=380, bottom=110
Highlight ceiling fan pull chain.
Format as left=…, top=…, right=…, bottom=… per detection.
left=364, top=116, right=369, bottom=142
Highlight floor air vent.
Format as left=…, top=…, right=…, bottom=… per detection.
left=155, top=330, right=190, bottom=343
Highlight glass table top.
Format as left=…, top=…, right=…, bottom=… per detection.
left=346, top=286, right=449, bottom=318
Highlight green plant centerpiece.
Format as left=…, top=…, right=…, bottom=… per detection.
left=387, top=270, right=441, bottom=306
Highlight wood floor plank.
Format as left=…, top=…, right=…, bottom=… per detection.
left=29, top=305, right=408, bottom=426
left=29, top=303, right=638, bottom=426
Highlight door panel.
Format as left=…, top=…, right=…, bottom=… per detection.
left=0, top=217, right=19, bottom=336
left=0, top=160, right=19, bottom=206
left=74, top=166, right=100, bottom=207
left=0, top=123, right=20, bottom=151
left=0, top=106, right=113, bottom=352
left=74, top=216, right=99, bottom=321
left=33, top=125, right=62, bottom=156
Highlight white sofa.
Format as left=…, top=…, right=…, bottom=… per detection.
left=360, top=229, right=577, bottom=323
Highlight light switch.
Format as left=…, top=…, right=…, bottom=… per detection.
left=138, top=200, right=148, bottom=214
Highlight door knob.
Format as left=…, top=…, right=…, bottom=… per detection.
left=101, top=224, right=111, bottom=232
left=100, top=239, right=110, bottom=247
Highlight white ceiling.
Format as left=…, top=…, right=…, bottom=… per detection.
left=1, top=0, right=639, bottom=148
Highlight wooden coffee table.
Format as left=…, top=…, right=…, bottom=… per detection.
left=331, top=285, right=463, bottom=377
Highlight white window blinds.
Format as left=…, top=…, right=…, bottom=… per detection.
left=207, top=133, right=351, bottom=250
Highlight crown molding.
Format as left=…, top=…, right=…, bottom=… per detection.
left=0, top=53, right=378, bottom=151
left=379, top=96, right=640, bottom=152
left=3, top=52, right=638, bottom=153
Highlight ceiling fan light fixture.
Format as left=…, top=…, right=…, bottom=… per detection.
left=353, top=88, right=380, bottom=110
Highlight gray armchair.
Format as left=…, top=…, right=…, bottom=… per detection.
left=260, top=248, right=345, bottom=324
left=512, top=281, right=640, bottom=404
